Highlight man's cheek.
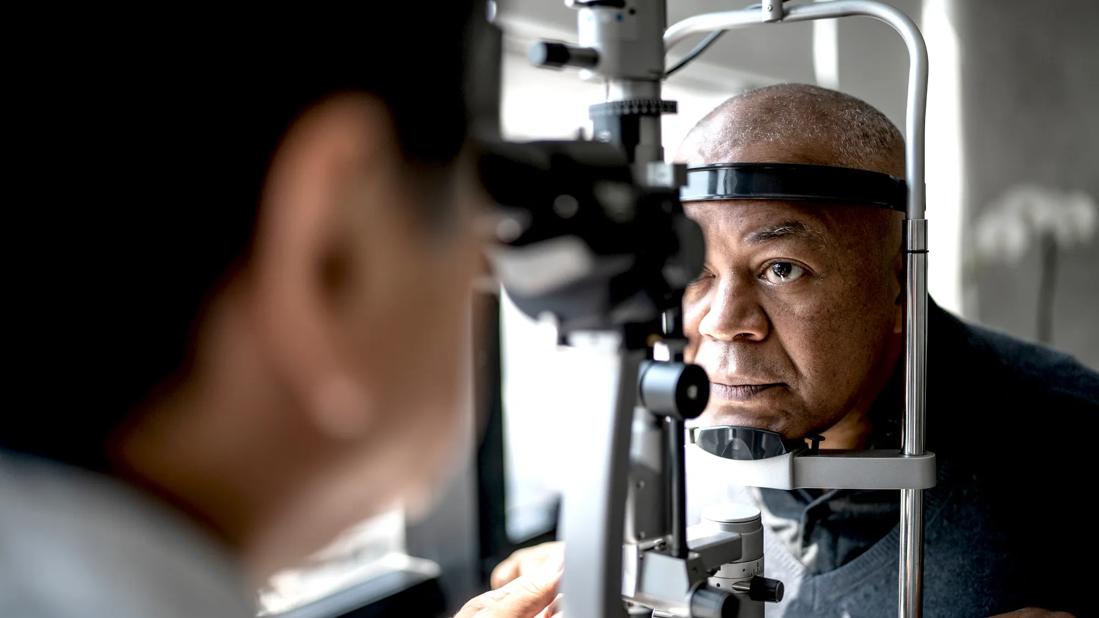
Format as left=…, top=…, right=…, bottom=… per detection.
left=685, top=336, right=710, bottom=367
left=683, top=336, right=699, bottom=364
left=797, top=331, right=861, bottom=409
left=681, top=299, right=706, bottom=363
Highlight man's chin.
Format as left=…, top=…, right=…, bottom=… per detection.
left=696, top=407, right=788, bottom=434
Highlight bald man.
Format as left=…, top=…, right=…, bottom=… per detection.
left=495, top=85, right=1097, bottom=617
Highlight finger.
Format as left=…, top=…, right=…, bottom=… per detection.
left=484, top=569, right=562, bottom=617
left=534, top=593, right=563, bottom=618
left=534, top=548, right=564, bottom=574
left=490, top=558, right=520, bottom=589
left=491, top=542, right=566, bottom=590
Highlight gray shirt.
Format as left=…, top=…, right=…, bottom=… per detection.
left=0, top=453, right=254, bottom=618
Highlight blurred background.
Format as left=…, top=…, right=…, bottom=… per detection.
left=264, top=2, right=1099, bottom=616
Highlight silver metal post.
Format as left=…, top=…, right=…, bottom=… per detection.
left=899, top=486, right=925, bottom=617
left=666, top=3, right=930, bottom=616
left=902, top=225, right=928, bottom=618
left=560, top=343, right=643, bottom=618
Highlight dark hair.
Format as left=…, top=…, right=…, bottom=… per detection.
left=5, top=7, right=478, bottom=469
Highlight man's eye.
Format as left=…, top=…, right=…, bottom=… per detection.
left=761, top=261, right=806, bottom=284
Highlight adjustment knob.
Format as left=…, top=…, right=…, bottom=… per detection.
left=529, top=41, right=599, bottom=69
left=638, top=361, right=710, bottom=420
left=749, top=576, right=785, bottom=603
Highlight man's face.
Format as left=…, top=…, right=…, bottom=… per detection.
left=682, top=199, right=901, bottom=439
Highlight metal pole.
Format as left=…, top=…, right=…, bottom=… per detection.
left=667, top=418, right=688, bottom=558
left=902, top=228, right=928, bottom=618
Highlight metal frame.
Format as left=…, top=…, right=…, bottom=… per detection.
left=665, top=3, right=930, bottom=616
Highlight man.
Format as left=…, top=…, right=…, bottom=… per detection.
left=495, top=85, right=1097, bottom=616
left=1, top=9, right=559, bottom=618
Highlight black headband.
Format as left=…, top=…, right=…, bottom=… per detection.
left=681, top=162, right=907, bottom=213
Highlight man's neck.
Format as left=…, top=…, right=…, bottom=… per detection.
left=819, top=406, right=876, bottom=450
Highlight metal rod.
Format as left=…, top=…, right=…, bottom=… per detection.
left=667, top=418, right=688, bottom=558
left=899, top=488, right=925, bottom=618
left=661, top=307, right=690, bottom=559
left=902, top=240, right=928, bottom=618
left=904, top=241, right=928, bottom=457
left=666, top=3, right=931, bottom=616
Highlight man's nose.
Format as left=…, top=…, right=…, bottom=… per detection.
left=697, top=275, right=770, bottom=342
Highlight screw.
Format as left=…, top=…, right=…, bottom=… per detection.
left=553, top=194, right=580, bottom=219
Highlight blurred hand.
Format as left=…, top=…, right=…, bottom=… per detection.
left=455, top=566, right=563, bottom=618
left=988, top=609, right=1075, bottom=618
left=491, top=542, right=565, bottom=589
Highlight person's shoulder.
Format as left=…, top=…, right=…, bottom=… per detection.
left=932, top=303, right=1099, bottom=412
left=0, top=453, right=254, bottom=618
left=927, top=306, right=1097, bottom=616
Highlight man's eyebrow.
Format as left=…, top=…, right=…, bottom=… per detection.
left=744, top=220, right=826, bottom=246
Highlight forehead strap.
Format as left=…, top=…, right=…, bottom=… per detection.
left=681, top=162, right=906, bottom=213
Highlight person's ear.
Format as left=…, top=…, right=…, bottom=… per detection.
left=244, top=94, right=401, bottom=441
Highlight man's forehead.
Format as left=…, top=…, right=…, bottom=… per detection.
left=685, top=200, right=838, bottom=247
left=677, top=141, right=837, bottom=169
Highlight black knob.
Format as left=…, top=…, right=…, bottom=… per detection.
left=638, top=361, right=710, bottom=420
left=529, top=41, right=599, bottom=70
left=749, top=576, right=785, bottom=603
left=690, top=584, right=739, bottom=618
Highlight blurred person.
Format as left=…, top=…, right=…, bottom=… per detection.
left=494, top=84, right=1097, bottom=617
left=1, top=8, right=559, bottom=618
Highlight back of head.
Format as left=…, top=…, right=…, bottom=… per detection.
left=5, top=6, right=478, bottom=469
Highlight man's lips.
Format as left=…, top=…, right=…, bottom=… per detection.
left=710, top=382, right=784, bottom=401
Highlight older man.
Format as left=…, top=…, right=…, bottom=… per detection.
left=495, top=84, right=1097, bottom=617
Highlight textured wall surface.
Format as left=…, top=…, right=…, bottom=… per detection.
left=954, top=1, right=1099, bottom=369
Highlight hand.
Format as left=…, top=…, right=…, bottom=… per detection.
left=988, top=609, right=1075, bottom=617
left=491, top=542, right=565, bottom=589
left=454, top=567, right=563, bottom=618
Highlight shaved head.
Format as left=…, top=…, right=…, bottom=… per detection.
left=677, top=83, right=904, bottom=178
left=677, top=83, right=906, bottom=255
left=679, top=84, right=908, bottom=446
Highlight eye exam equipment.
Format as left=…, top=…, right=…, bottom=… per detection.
left=478, top=1, right=934, bottom=616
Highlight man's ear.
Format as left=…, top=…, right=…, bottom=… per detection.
left=243, top=94, right=399, bottom=441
